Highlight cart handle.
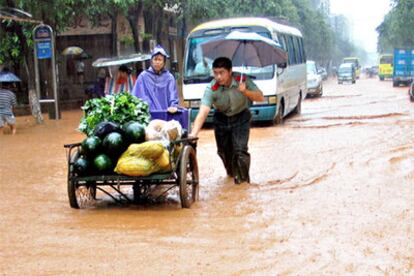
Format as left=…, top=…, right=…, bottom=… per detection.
left=64, top=142, right=82, bottom=148
left=171, top=137, right=198, bottom=145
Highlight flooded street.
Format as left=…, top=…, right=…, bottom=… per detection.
left=1, top=78, right=414, bottom=274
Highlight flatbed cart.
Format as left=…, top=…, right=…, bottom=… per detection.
left=64, top=109, right=199, bottom=209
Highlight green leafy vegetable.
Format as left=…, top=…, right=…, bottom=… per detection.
left=79, top=92, right=150, bottom=136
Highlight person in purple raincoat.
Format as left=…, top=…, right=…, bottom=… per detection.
left=132, top=45, right=178, bottom=113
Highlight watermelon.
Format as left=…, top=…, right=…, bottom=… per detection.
left=74, top=156, right=90, bottom=175
left=103, top=132, right=125, bottom=157
left=93, top=121, right=123, bottom=139
left=93, top=154, right=113, bottom=172
left=81, top=136, right=101, bottom=156
left=123, top=121, right=146, bottom=144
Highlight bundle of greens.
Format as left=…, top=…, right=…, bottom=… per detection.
left=79, top=92, right=150, bottom=136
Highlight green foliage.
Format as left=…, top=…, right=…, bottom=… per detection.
left=377, top=0, right=414, bottom=52
left=0, top=19, right=33, bottom=64
left=1, top=0, right=360, bottom=73
left=0, top=0, right=85, bottom=66
left=79, top=92, right=150, bottom=136
left=119, top=35, right=135, bottom=46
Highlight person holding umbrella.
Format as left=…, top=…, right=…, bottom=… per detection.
left=190, top=57, right=264, bottom=184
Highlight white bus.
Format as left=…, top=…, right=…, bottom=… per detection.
left=182, top=17, right=307, bottom=124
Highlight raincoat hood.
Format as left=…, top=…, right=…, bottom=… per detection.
left=151, top=45, right=169, bottom=59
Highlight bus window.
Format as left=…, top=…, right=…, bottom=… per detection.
left=300, top=38, right=306, bottom=63
left=293, top=36, right=302, bottom=64
left=297, top=37, right=306, bottom=64
left=287, top=35, right=297, bottom=65
left=230, top=27, right=251, bottom=33
left=278, top=34, right=287, bottom=51
left=184, top=36, right=216, bottom=80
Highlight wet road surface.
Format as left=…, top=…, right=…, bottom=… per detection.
left=1, top=78, right=413, bottom=274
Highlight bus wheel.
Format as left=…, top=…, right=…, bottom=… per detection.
left=293, top=94, right=301, bottom=115
left=274, top=102, right=284, bottom=125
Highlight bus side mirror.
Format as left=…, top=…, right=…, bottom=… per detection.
left=277, top=63, right=287, bottom=77
left=278, top=62, right=287, bottom=69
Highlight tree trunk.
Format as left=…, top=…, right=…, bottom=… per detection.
left=109, top=11, right=118, bottom=56
left=156, top=9, right=164, bottom=43
left=23, top=56, right=44, bottom=124
left=127, top=1, right=144, bottom=72
left=127, top=0, right=143, bottom=53
left=143, top=8, right=153, bottom=52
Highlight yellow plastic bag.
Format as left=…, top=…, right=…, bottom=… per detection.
left=114, top=156, right=159, bottom=176
left=122, top=141, right=165, bottom=160
left=115, top=141, right=171, bottom=176
left=155, top=149, right=171, bottom=172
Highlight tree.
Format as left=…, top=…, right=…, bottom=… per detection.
left=292, top=0, right=334, bottom=67
left=377, top=0, right=414, bottom=52
left=0, top=0, right=87, bottom=123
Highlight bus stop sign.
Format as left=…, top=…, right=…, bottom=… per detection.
left=32, top=24, right=60, bottom=119
left=34, top=25, right=53, bottom=60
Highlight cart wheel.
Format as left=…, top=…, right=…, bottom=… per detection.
left=178, top=145, right=199, bottom=208
left=67, top=150, right=95, bottom=209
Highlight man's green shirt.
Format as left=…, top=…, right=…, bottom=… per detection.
left=201, top=75, right=259, bottom=117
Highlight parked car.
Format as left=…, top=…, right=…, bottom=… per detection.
left=318, top=67, right=328, bottom=80
left=409, top=80, right=414, bottom=102
left=306, top=60, right=323, bottom=97
left=337, top=63, right=356, bottom=84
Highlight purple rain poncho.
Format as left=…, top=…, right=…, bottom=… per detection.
left=132, top=67, right=178, bottom=111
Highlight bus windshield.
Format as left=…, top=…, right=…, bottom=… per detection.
left=184, top=31, right=275, bottom=84
left=380, top=55, right=393, bottom=65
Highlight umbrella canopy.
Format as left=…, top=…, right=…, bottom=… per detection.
left=0, top=70, right=21, bottom=82
left=74, top=51, right=92, bottom=60
left=62, top=46, right=85, bottom=56
left=201, top=31, right=287, bottom=67
left=92, top=53, right=151, bottom=67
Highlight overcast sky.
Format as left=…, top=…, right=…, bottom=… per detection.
left=330, top=0, right=392, bottom=53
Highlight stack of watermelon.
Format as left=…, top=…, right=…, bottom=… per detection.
left=74, top=121, right=146, bottom=176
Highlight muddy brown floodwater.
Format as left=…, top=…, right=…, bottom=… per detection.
left=1, top=78, right=414, bottom=274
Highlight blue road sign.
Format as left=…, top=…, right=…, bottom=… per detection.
left=36, top=41, right=52, bottom=59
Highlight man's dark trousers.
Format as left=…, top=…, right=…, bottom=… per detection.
left=213, top=109, right=251, bottom=184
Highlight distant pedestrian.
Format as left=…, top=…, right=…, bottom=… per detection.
left=93, top=68, right=107, bottom=98
left=0, top=83, right=17, bottom=135
left=76, top=60, right=85, bottom=85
